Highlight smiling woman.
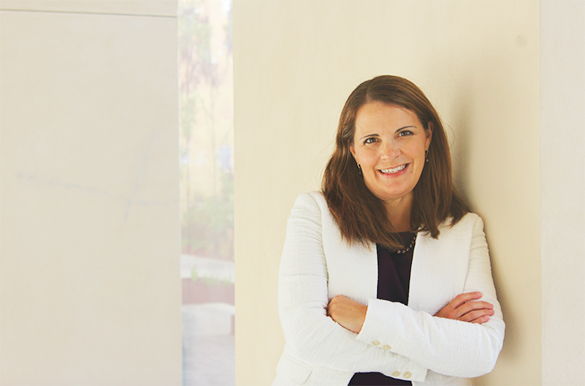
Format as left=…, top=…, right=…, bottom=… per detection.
left=350, top=102, right=431, bottom=232
left=322, top=76, right=469, bottom=251
left=273, top=76, right=504, bottom=386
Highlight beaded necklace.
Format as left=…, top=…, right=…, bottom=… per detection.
left=394, top=233, right=417, bottom=254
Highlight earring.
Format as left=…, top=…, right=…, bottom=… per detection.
left=357, top=164, right=362, bottom=175
left=425, top=150, right=429, bottom=163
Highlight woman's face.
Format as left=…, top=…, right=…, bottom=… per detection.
left=350, top=102, right=432, bottom=206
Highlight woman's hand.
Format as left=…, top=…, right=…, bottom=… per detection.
left=434, top=292, right=494, bottom=323
left=327, top=295, right=368, bottom=333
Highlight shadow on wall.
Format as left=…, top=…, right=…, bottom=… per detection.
left=433, top=42, right=537, bottom=383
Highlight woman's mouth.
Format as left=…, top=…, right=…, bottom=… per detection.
left=379, top=164, right=408, bottom=174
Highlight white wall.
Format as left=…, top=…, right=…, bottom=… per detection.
left=234, top=1, right=541, bottom=385
left=0, top=1, right=181, bottom=385
left=541, top=1, right=585, bottom=385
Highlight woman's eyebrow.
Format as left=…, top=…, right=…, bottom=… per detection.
left=359, top=133, right=379, bottom=140
left=395, top=125, right=417, bottom=133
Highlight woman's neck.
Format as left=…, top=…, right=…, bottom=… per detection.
left=384, top=195, right=413, bottom=232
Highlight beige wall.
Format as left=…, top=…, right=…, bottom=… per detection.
left=234, top=1, right=541, bottom=385
left=540, top=1, right=585, bottom=385
left=0, top=1, right=181, bottom=385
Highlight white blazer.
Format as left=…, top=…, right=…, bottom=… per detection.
left=273, top=192, right=505, bottom=386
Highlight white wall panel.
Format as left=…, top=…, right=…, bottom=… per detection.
left=0, top=0, right=176, bottom=17
left=0, top=7, right=180, bottom=386
left=541, top=1, right=585, bottom=385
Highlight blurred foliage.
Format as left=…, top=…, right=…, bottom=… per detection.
left=182, top=171, right=234, bottom=260
left=179, top=0, right=234, bottom=261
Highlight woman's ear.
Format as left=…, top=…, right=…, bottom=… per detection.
left=349, top=141, right=358, bottom=162
left=425, top=122, right=433, bottom=150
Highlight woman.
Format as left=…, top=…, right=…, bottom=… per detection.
left=273, top=75, right=505, bottom=386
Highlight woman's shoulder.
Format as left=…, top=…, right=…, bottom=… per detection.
left=292, top=191, right=328, bottom=211
left=458, top=212, right=482, bottom=224
left=287, top=191, right=330, bottom=220
left=441, top=212, right=484, bottom=235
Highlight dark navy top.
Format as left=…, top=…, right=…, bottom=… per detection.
left=348, top=233, right=415, bottom=386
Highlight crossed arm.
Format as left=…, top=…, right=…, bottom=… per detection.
left=279, top=193, right=505, bottom=380
left=328, top=291, right=494, bottom=334
left=278, top=195, right=428, bottom=381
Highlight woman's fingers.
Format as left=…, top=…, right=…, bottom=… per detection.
left=435, top=292, right=494, bottom=324
left=458, top=308, right=495, bottom=323
left=327, top=295, right=367, bottom=333
left=326, top=294, right=347, bottom=317
left=457, top=301, right=494, bottom=317
left=448, top=292, right=483, bottom=310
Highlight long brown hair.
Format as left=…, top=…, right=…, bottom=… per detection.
left=322, top=75, right=468, bottom=250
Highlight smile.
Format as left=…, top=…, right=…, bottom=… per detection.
left=379, top=164, right=407, bottom=174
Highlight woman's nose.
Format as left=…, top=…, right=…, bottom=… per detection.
left=380, top=141, right=400, bottom=159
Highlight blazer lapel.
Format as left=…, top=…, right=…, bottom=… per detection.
left=408, top=226, right=469, bottom=315
left=325, top=236, right=378, bottom=306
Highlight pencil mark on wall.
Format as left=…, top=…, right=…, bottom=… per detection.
left=0, top=8, right=175, bottom=19
left=16, top=170, right=177, bottom=218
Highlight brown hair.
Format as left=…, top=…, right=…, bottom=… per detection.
left=322, top=75, right=469, bottom=250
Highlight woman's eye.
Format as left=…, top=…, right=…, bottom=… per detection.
left=364, top=137, right=378, bottom=144
left=398, top=130, right=413, bottom=137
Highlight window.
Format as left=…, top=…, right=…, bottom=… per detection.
left=179, top=0, right=234, bottom=384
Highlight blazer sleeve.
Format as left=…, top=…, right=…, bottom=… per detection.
left=355, top=215, right=505, bottom=378
left=278, top=193, right=428, bottom=382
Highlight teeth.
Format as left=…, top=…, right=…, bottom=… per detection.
left=380, top=164, right=407, bottom=174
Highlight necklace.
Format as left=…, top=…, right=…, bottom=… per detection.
left=395, top=233, right=417, bottom=254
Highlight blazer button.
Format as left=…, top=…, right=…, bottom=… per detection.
left=403, top=371, right=412, bottom=379
left=391, top=371, right=401, bottom=377
left=371, top=340, right=380, bottom=346
left=382, top=345, right=391, bottom=350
